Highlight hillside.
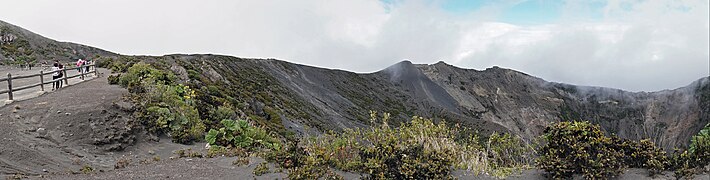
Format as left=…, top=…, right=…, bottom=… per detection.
left=0, top=20, right=115, bottom=65
left=153, top=55, right=708, bottom=151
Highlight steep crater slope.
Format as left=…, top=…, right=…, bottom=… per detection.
left=162, top=54, right=708, bottom=151
left=419, top=62, right=709, bottom=150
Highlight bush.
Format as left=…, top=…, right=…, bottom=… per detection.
left=619, top=138, right=668, bottom=176
left=96, top=57, right=113, bottom=68
left=107, top=74, right=120, bottom=85
left=205, top=119, right=280, bottom=150
left=486, top=133, right=536, bottom=177
left=689, top=123, right=710, bottom=168
left=284, top=112, right=530, bottom=179
left=537, top=121, right=625, bottom=179
left=538, top=121, right=672, bottom=179
left=670, top=123, right=710, bottom=179
left=118, top=63, right=205, bottom=143
left=254, top=162, right=271, bottom=176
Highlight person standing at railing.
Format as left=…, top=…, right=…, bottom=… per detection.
left=76, top=58, right=85, bottom=80
left=58, top=62, right=64, bottom=87
left=52, top=62, right=61, bottom=90
left=84, top=59, right=91, bottom=77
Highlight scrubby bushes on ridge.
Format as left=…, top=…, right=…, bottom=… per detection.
left=536, top=121, right=709, bottom=179
left=271, top=112, right=534, bottom=179
left=116, top=62, right=205, bottom=143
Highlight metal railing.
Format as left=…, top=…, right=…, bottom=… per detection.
left=0, top=64, right=98, bottom=101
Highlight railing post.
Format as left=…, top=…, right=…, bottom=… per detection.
left=63, top=67, right=68, bottom=85
left=39, top=70, right=44, bottom=91
left=94, top=64, right=99, bottom=77
left=7, top=73, right=13, bottom=101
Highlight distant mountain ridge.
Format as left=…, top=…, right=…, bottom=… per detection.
left=0, top=20, right=114, bottom=64
left=1, top=20, right=707, bottom=151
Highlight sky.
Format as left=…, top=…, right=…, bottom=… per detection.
left=0, top=0, right=708, bottom=92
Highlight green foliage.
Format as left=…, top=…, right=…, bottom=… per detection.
left=96, top=57, right=113, bottom=68
left=283, top=112, right=532, bottom=179
left=205, top=119, right=280, bottom=150
left=118, top=62, right=177, bottom=93
left=689, top=123, right=710, bottom=167
left=486, top=133, right=536, bottom=177
left=174, top=148, right=203, bottom=158
left=233, top=157, right=250, bottom=166
left=254, top=162, right=271, bottom=176
left=537, top=121, right=673, bottom=179
left=669, top=123, right=710, bottom=179
left=80, top=165, right=94, bottom=174
left=119, top=63, right=204, bottom=143
left=107, top=74, right=120, bottom=85
left=619, top=138, right=668, bottom=176
left=206, top=145, right=247, bottom=158
left=142, top=83, right=204, bottom=143
left=106, top=57, right=137, bottom=73
left=537, top=121, right=625, bottom=179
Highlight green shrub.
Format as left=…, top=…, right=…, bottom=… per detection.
left=689, top=123, right=710, bottom=167
left=205, top=119, right=280, bottom=150
left=619, top=138, right=668, bottom=176
left=118, top=62, right=176, bottom=93
left=669, top=123, right=710, bottom=179
left=537, top=121, right=625, bottom=179
left=96, top=58, right=113, bottom=68
left=254, top=162, right=271, bottom=176
left=538, top=121, right=674, bottom=179
left=141, top=84, right=205, bottom=143
left=288, top=112, right=524, bottom=179
left=486, top=133, right=536, bottom=177
left=118, top=63, right=205, bottom=143
left=265, top=140, right=306, bottom=169
left=107, top=74, right=120, bottom=85
left=80, top=165, right=94, bottom=174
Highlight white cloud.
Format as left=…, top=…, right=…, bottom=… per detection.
left=0, top=0, right=707, bottom=91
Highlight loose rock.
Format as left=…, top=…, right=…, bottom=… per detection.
left=37, top=128, right=47, bottom=137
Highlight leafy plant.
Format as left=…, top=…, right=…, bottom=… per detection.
left=254, top=162, right=271, bottom=176
left=205, top=119, right=280, bottom=150
left=285, top=112, right=529, bottom=179
left=118, top=63, right=205, bottom=143
left=689, top=123, right=710, bottom=167
left=537, top=121, right=625, bottom=179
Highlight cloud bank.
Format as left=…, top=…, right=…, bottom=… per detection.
left=0, top=0, right=707, bottom=91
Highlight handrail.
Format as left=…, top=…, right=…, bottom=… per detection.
left=1, top=63, right=99, bottom=101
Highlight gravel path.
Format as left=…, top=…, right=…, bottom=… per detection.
left=0, top=65, right=99, bottom=107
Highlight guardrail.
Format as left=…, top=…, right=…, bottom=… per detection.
left=0, top=64, right=98, bottom=101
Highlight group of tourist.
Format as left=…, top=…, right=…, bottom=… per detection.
left=49, top=58, right=93, bottom=90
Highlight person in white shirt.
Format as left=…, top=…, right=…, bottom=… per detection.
left=51, top=62, right=62, bottom=90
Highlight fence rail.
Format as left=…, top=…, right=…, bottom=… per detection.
left=1, top=64, right=98, bottom=101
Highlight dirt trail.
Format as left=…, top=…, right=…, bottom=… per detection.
left=0, top=68, right=131, bottom=175
left=0, top=66, right=99, bottom=107
left=0, top=68, right=285, bottom=180
left=0, top=68, right=206, bottom=179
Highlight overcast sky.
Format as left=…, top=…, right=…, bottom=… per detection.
left=0, top=0, right=708, bottom=92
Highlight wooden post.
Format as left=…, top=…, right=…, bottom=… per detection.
left=7, top=73, right=13, bottom=101
left=63, top=68, right=68, bottom=85
left=94, top=64, right=99, bottom=77
left=39, top=70, right=45, bottom=91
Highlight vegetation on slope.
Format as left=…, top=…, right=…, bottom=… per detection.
left=105, top=60, right=709, bottom=179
